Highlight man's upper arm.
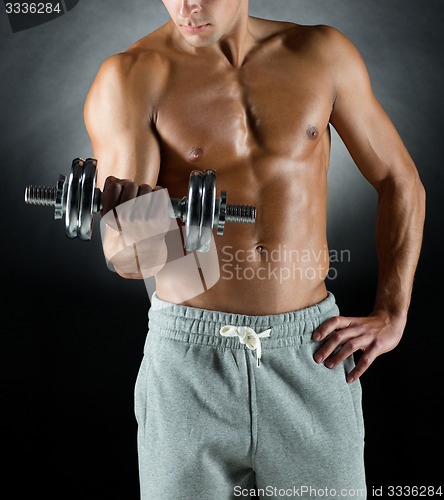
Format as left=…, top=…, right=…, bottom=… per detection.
left=84, top=52, right=161, bottom=189
left=326, top=27, right=419, bottom=189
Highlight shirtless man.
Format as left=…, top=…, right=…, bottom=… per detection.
left=84, top=1, right=425, bottom=498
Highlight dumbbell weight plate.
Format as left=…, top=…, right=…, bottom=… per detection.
left=185, top=170, right=204, bottom=251
left=78, top=158, right=98, bottom=241
left=65, top=158, right=84, bottom=239
left=199, top=170, right=216, bottom=253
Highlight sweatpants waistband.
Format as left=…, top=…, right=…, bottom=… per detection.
left=148, top=292, right=339, bottom=350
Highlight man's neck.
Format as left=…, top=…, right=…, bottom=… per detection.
left=218, top=17, right=256, bottom=67
left=168, top=14, right=258, bottom=68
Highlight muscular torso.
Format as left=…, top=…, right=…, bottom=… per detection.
left=129, top=19, right=335, bottom=314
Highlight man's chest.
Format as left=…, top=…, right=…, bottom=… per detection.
left=153, top=51, right=334, bottom=170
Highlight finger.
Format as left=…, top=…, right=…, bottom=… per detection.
left=137, top=184, right=154, bottom=196
left=119, top=182, right=139, bottom=205
left=153, top=185, right=164, bottom=191
left=104, top=175, right=118, bottom=185
left=313, top=315, right=352, bottom=341
left=127, top=184, right=154, bottom=224
left=324, top=334, right=372, bottom=369
left=313, top=326, right=361, bottom=364
left=346, top=345, right=379, bottom=383
left=101, top=177, right=123, bottom=216
left=104, top=176, right=132, bottom=186
left=102, top=177, right=133, bottom=209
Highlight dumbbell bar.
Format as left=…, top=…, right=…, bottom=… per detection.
left=24, top=158, right=256, bottom=252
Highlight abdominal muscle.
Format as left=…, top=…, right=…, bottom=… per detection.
left=155, top=235, right=330, bottom=315
left=154, top=157, right=330, bottom=315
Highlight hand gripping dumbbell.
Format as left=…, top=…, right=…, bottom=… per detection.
left=24, top=157, right=256, bottom=252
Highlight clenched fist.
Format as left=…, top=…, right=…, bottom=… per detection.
left=100, top=176, right=172, bottom=278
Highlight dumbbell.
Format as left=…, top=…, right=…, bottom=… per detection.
left=24, top=157, right=256, bottom=252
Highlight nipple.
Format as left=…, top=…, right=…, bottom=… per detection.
left=189, top=147, right=204, bottom=162
left=306, top=126, right=319, bottom=140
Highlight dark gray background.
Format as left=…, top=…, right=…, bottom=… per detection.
left=2, top=1, right=443, bottom=498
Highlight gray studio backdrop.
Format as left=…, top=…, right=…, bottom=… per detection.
left=2, top=0, right=441, bottom=296
left=2, top=0, right=443, bottom=496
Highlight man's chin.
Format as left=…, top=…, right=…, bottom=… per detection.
left=180, top=29, right=221, bottom=49
left=185, top=41, right=213, bottom=48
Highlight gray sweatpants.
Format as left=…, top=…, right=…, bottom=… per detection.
left=135, top=292, right=366, bottom=499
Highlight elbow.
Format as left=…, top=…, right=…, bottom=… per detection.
left=417, top=178, right=426, bottom=211
left=410, top=172, right=426, bottom=217
left=377, top=169, right=426, bottom=219
left=377, top=164, right=425, bottom=199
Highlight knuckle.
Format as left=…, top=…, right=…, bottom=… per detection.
left=372, top=337, right=385, bottom=351
left=347, top=339, right=359, bottom=351
left=360, top=332, right=373, bottom=345
left=123, top=180, right=137, bottom=189
left=360, top=355, right=371, bottom=367
left=333, top=315, right=342, bottom=327
left=335, top=315, right=352, bottom=330
left=103, top=177, right=118, bottom=192
left=354, top=322, right=365, bottom=334
left=332, top=330, right=344, bottom=343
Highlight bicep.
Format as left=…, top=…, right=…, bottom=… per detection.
left=84, top=54, right=161, bottom=189
left=328, top=29, right=416, bottom=189
left=90, top=125, right=161, bottom=190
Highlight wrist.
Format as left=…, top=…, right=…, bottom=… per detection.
left=370, top=306, right=408, bottom=330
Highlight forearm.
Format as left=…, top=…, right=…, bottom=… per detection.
left=373, top=173, right=426, bottom=322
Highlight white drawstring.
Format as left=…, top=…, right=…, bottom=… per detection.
left=219, top=325, right=272, bottom=367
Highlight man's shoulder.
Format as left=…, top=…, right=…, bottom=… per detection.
left=99, top=46, right=168, bottom=86
left=274, top=22, right=352, bottom=55
left=97, top=23, right=172, bottom=83
left=248, top=18, right=353, bottom=61
left=90, top=33, right=171, bottom=110
left=263, top=21, right=360, bottom=75
left=85, top=29, right=172, bottom=124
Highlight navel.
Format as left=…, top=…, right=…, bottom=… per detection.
left=188, top=147, right=204, bottom=162
left=306, top=126, right=319, bottom=140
